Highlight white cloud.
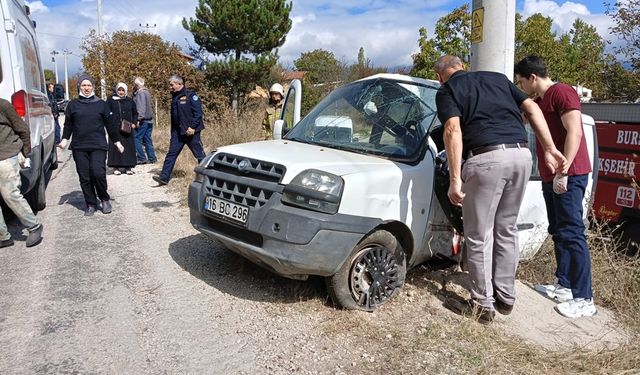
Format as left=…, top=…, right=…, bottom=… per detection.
left=25, top=1, right=49, bottom=13
left=522, top=0, right=613, bottom=40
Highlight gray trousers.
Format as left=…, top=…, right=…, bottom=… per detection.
left=461, top=147, right=532, bottom=310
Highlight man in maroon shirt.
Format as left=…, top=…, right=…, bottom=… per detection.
left=515, top=55, right=596, bottom=318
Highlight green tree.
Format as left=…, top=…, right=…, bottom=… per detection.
left=44, top=69, right=55, bottom=83
left=411, top=27, right=440, bottom=79
left=606, top=0, right=640, bottom=69
left=347, top=47, right=386, bottom=81
left=294, top=49, right=342, bottom=84
left=410, top=5, right=470, bottom=78
left=434, top=4, right=471, bottom=63
left=81, top=30, right=204, bottom=109
left=183, top=0, right=292, bottom=109
left=563, top=19, right=607, bottom=95
left=515, top=13, right=562, bottom=71
left=605, top=0, right=640, bottom=100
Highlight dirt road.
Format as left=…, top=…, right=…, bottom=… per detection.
left=0, top=149, right=628, bottom=374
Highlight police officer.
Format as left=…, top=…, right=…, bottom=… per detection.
left=153, top=75, right=205, bottom=185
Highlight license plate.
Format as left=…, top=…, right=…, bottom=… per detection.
left=204, top=196, right=249, bottom=224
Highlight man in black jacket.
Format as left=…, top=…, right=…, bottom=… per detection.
left=0, top=98, right=43, bottom=247
left=47, top=83, right=61, bottom=146
left=153, top=75, right=206, bottom=186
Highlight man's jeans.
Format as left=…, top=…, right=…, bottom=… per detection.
left=135, top=120, right=157, bottom=162
left=0, top=155, right=38, bottom=240
left=542, top=174, right=593, bottom=299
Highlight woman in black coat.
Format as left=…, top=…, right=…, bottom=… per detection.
left=59, top=75, right=123, bottom=216
left=107, top=82, right=138, bottom=174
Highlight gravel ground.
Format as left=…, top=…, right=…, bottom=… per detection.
left=0, top=148, right=629, bottom=374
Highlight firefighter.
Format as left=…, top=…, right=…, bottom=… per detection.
left=262, top=83, right=285, bottom=139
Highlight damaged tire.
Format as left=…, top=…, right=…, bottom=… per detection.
left=326, top=230, right=406, bottom=311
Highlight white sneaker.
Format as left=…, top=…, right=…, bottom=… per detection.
left=534, top=282, right=573, bottom=302
left=555, top=298, right=597, bottom=318
left=113, top=169, right=122, bottom=175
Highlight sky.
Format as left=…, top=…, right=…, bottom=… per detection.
left=26, top=0, right=617, bottom=80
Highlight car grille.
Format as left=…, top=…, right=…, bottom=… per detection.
left=209, top=153, right=285, bottom=183
left=204, top=153, right=285, bottom=209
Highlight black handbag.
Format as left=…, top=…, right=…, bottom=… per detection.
left=120, top=119, right=133, bottom=135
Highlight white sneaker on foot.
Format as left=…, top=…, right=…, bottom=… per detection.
left=534, top=281, right=573, bottom=302
left=113, top=169, right=122, bottom=175
left=555, top=298, right=597, bottom=318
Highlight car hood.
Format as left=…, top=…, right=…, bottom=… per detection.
left=217, top=140, right=398, bottom=183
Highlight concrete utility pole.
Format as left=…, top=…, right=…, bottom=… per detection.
left=63, top=49, right=70, bottom=100
left=51, top=50, right=60, bottom=83
left=97, top=0, right=106, bottom=100
left=469, top=0, right=516, bottom=78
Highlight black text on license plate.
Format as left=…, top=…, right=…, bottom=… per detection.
left=204, top=196, right=248, bottom=224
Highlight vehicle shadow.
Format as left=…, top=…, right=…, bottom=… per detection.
left=57, top=190, right=86, bottom=211
left=168, top=234, right=327, bottom=305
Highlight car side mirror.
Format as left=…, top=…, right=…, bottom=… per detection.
left=272, top=119, right=284, bottom=140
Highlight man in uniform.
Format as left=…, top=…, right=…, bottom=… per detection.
left=434, top=55, right=565, bottom=324
left=153, top=75, right=206, bottom=186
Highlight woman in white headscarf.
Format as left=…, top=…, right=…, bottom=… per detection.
left=59, top=74, right=122, bottom=216
left=106, top=82, right=138, bottom=175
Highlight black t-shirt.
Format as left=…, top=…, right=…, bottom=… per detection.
left=436, top=70, right=528, bottom=156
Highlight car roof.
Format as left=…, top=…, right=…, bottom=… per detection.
left=356, top=73, right=440, bottom=87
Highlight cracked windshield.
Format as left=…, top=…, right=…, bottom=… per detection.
left=285, top=78, right=439, bottom=158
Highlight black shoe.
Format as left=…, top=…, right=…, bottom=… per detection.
left=102, top=200, right=113, bottom=214
left=85, top=205, right=97, bottom=216
left=137, top=159, right=148, bottom=165
left=444, top=297, right=495, bottom=325
left=26, top=224, right=43, bottom=247
left=494, top=297, right=514, bottom=315
left=0, top=238, right=14, bottom=248
left=148, top=159, right=157, bottom=164
left=153, top=176, right=168, bottom=186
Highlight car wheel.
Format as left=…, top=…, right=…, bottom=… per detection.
left=49, top=145, right=58, bottom=170
left=326, top=230, right=406, bottom=311
left=26, top=164, right=46, bottom=212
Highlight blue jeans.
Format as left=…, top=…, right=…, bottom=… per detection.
left=0, top=155, right=39, bottom=240
left=542, top=174, right=593, bottom=299
left=159, top=129, right=205, bottom=181
left=134, top=120, right=157, bottom=162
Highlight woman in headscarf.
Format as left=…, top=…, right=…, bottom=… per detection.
left=59, top=75, right=123, bottom=216
left=106, top=82, right=138, bottom=175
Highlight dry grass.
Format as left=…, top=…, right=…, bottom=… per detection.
left=152, top=101, right=266, bottom=202
left=518, top=219, right=640, bottom=333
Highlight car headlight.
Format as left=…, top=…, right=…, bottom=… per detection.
left=281, top=169, right=344, bottom=214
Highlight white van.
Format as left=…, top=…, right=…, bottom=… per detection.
left=0, top=0, right=56, bottom=211
left=188, top=74, right=597, bottom=311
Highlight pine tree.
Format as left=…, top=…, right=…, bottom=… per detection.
left=183, top=0, right=292, bottom=109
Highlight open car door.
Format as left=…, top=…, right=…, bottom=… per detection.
left=272, top=79, right=302, bottom=140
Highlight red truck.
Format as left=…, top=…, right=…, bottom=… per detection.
left=581, top=103, right=640, bottom=252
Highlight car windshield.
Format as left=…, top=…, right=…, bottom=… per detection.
left=284, top=77, right=439, bottom=159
